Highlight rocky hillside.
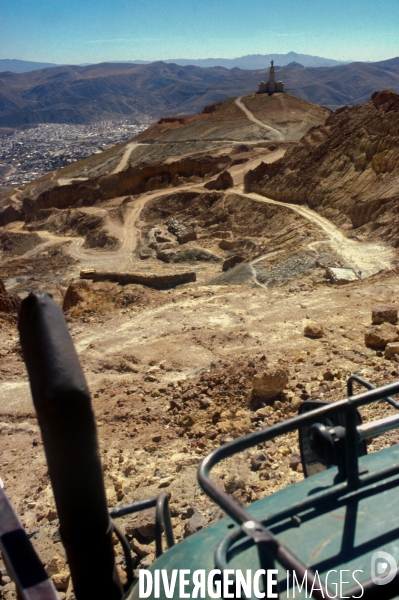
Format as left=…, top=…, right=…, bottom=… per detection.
left=245, top=90, right=399, bottom=245
left=136, top=93, right=330, bottom=144
left=1, top=58, right=399, bottom=128
left=0, top=92, right=330, bottom=227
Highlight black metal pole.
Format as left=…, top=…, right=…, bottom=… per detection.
left=18, top=293, right=122, bottom=600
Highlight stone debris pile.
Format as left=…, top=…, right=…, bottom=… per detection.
left=166, top=218, right=197, bottom=244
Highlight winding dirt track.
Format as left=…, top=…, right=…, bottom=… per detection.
left=112, top=142, right=143, bottom=174
left=7, top=148, right=394, bottom=280
left=239, top=191, right=394, bottom=278
left=235, top=97, right=285, bottom=142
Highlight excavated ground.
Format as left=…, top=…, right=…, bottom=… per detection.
left=0, top=92, right=399, bottom=599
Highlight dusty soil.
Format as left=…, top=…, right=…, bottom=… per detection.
left=1, top=90, right=399, bottom=598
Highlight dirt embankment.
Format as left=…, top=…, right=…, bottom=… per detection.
left=0, top=154, right=232, bottom=226
left=245, top=90, right=399, bottom=244
left=25, top=209, right=119, bottom=250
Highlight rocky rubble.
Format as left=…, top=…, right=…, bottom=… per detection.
left=166, top=218, right=197, bottom=244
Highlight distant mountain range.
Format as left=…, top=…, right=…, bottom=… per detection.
left=0, top=57, right=398, bottom=128
left=0, top=52, right=348, bottom=75
left=128, top=52, right=349, bottom=69
left=0, top=59, right=59, bottom=73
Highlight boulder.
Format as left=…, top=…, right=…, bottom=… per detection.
left=182, top=389, right=197, bottom=401
left=135, top=509, right=157, bottom=538
left=51, top=572, right=70, bottom=592
left=384, top=342, right=399, bottom=358
left=222, top=255, right=245, bottom=272
left=252, top=367, right=289, bottom=401
left=204, top=171, right=234, bottom=191
left=177, top=231, right=197, bottom=244
left=372, top=305, right=398, bottom=325
left=289, top=454, right=302, bottom=471
left=365, top=323, right=399, bottom=349
left=184, top=509, right=205, bottom=537
left=45, top=554, right=66, bottom=577
left=166, top=218, right=197, bottom=244
left=304, top=321, right=324, bottom=338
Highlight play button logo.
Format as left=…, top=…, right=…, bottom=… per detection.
left=371, top=551, right=397, bottom=585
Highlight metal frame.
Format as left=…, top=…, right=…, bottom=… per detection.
left=198, top=379, right=399, bottom=599
left=110, top=492, right=175, bottom=585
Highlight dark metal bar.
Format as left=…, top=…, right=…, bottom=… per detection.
left=111, top=520, right=135, bottom=587
left=347, top=374, right=399, bottom=409
left=198, top=380, right=399, bottom=599
left=18, top=293, right=122, bottom=600
left=0, top=488, right=59, bottom=600
left=155, top=493, right=175, bottom=557
left=109, top=497, right=158, bottom=519
left=198, top=380, right=399, bottom=523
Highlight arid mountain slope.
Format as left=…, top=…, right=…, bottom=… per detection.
left=245, top=89, right=399, bottom=245
left=0, top=92, right=330, bottom=226
left=1, top=58, right=399, bottom=127
left=136, top=93, right=330, bottom=144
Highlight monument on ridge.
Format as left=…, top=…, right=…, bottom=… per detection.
left=258, top=60, right=285, bottom=95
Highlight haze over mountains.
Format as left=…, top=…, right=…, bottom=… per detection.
left=1, top=57, right=399, bottom=129
left=105, top=51, right=349, bottom=70
left=0, top=52, right=347, bottom=75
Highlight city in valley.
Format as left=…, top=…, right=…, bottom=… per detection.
left=0, top=119, right=150, bottom=194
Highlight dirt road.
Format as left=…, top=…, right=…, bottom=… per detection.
left=240, top=191, right=394, bottom=277
left=235, top=97, right=285, bottom=142
left=112, top=142, right=143, bottom=174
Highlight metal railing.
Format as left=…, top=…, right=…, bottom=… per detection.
left=198, top=379, right=399, bottom=599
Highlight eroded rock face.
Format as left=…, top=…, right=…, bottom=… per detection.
left=252, top=366, right=289, bottom=401
left=245, top=90, right=399, bottom=244
left=2, top=154, right=232, bottom=225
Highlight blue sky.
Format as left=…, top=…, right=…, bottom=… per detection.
left=1, top=0, right=398, bottom=64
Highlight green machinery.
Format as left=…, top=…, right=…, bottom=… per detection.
left=2, top=292, right=399, bottom=599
